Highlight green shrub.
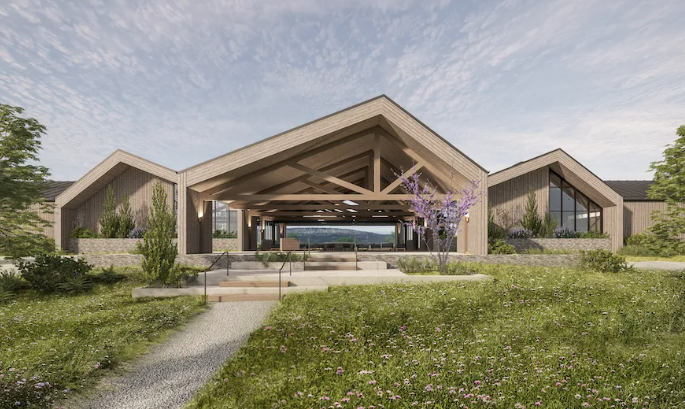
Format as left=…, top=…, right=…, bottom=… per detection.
left=0, top=287, right=14, bottom=304
left=90, top=265, right=127, bottom=284
left=579, top=249, right=630, bottom=273
left=56, top=275, right=94, bottom=294
left=69, top=226, right=98, bottom=238
left=521, top=189, right=543, bottom=236
left=0, top=269, right=27, bottom=293
left=99, top=185, right=120, bottom=238
left=396, top=257, right=437, bottom=274
left=620, top=233, right=685, bottom=257
left=138, top=181, right=178, bottom=286
left=577, top=230, right=609, bottom=239
left=540, top=213, right=557, bottom=238
left=117, top=193, right=136, bottom=238
left=256, top=251, right=304, bottom=267
left=213, top=230, right=238, bottom=239
left=444, top=261, right=482, bottom=275
left=17, top=255, right=93, bottom=293
left=488, top=239, right=516, bottom=254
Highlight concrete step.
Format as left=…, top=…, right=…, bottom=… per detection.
left=307, top=256, right=356, bottom=262
left=208, top=294, right=280, bottom=302
left=305, top=261, right=357, bottom=271
left=219, top=280, right=289, bottom=288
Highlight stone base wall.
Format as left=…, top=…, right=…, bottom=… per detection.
left=212, top=238, right=239, bottom=252
left=503, top=238, right=611, bottom=253
left=77, top=252, right=580, bottom=269
left=69, top=238, right=144, bottom=254
left=70, top=238, right=238, bottom=254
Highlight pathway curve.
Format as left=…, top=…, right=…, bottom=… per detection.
left=72, top=301, right=276, bottom=409
left=630, top=261, right=685, bottom=271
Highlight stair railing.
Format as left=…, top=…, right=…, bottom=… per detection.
left=203, top=251, right=230, bottom=304
left=354, top=238, right=358, bottom=270
left=278, top=251, right=293, bottom=301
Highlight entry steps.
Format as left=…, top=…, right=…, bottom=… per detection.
left=305, top=253, right=357, bottom=271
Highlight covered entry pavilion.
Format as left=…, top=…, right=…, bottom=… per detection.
left=177, top=95, right=488, bottom=255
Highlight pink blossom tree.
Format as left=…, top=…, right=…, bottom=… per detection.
left=400, top=170, right=482, bottom=273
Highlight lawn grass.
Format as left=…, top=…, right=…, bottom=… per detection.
left=0, top=267, right=206, bottom=408
left=188, top=264, right=685, bottom=409
left=625, top=255, right=685, bottom=263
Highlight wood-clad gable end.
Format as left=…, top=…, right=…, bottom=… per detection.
left=179, top=95, right=489, bottom=255
left=54, top=150, right=178, bottom=250
left=489, top=149, right=624, bottom=251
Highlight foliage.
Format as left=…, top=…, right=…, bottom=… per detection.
left=520, top=248, right=576, bottom=255
left=579, top=249, right=630, bottom=273
left=56, top=275, right=94, bottom=294
left=444, top=261, right=483, bottom=275
left=99, top=185, right=120, bottom=238
left=488, top=238, right=516, bottom=254
left=0, top=269, right=27, bottom=293
left=188, top=265, right=685, bottom=409
left=138, top=181, right=178, bottom=286
left=620, top=232, right=685, bottom=258
left=507, top=228, right=533, bottom=239
left=336, top=236, right=355, bottom=243
left=117, top=193, right=135, bottom=238
left=255, top=251, right=305, bottom=267
left=213, top=229, right=237, bottom=239
left=69, top=226, right=99, bottom=238
left=0, top=267, right=205, bottom=408
left=540, top=212, right=557, bottom=238
left=487, top=202, right=507, bottom=240
left=396, top=257, right=437, bottom=274
left=90, top=265, right=127, bottom=284
left=127, top=227, right=147, bottom=238
left=0, top=104, right=54, bottom=257
left=553, top=226, right=576, bottom=238
left=577, top=230, right=609, bottom=239
left=520, top=189, right=543, bottom=235
left=17, top=255, right=93, bottom=293
left=400, top=170, right=482, bottom=273
left=648, top=125, right=685, bottom=202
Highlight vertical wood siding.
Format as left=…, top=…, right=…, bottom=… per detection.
left=28, top=202, right=56, bottom=240
left=69, top=167, right=175, bottom=235
left=488, top=167, right=549, bottom=229
left=623, top=201, right=684, bottom=239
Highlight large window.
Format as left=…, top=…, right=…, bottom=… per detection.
left=549, top=170, right=602, bottom=232
left=212, top=201, right=238, bottom=237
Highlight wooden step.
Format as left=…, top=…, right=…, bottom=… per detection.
left=219, top=280, right=289, bottom=288
left=208, top=294, right=280, bottom=302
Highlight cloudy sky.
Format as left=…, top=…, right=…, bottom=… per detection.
left=1, top=0, right=683, bottom=181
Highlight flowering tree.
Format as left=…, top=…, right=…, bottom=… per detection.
left=400, top=171, right=482, bottom=273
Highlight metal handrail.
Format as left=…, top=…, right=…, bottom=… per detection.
left=354, top=238, right=358, bottom=270
left=204, top=251, right=230, bottom=304
left=278, top=251, right=293, bottom=300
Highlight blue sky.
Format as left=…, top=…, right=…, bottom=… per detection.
left=1, top=0, right=684, bottom=181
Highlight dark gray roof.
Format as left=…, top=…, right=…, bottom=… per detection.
left=42, top=181, right=75, bottom=201
left=604, top=180, right=658, bottom=201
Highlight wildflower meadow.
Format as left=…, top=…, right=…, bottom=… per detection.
left=189, top=264, right=685, bottom=408
left=0, top=267, right=205, bottom=408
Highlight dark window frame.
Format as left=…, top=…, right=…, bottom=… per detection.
left=549, top=169, right=603, bottom=232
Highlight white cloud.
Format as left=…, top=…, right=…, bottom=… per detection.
left=0, top=0, right=682, bottom=181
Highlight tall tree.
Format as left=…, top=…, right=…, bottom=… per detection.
left=99, top=185, right=119, bottom=238
left=138, top=181, right=177, bottom=286
left=117, top=193, right=135, bottom=238
left=648, top=125, right=685, bottom=202
left=0, top=104, right=53, bottom=257
left=647, top=125, right=685, bottom=242
left=521, top=189, right=543, bottom=236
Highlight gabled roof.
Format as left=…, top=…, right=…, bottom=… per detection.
left=605, top=180, right=658, bottom=201
left=56, top=150, right=177, bottom=208
left=489, top=148, right=622, bottom=207
left=183, top=95, right=487, bottom=189
left=42, top=181, right=75, bottom=201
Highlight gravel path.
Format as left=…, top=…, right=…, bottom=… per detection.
left=73, top=301, right=276, bottom=409
left=630, top=261, right=685, bottom=271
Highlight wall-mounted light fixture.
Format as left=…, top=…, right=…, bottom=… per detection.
left=198, top=210, right=203, bottom=220
left=464, top=212, right=470, bottom=223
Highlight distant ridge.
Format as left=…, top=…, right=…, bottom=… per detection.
left=286, top=227, right=394, bottom=244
